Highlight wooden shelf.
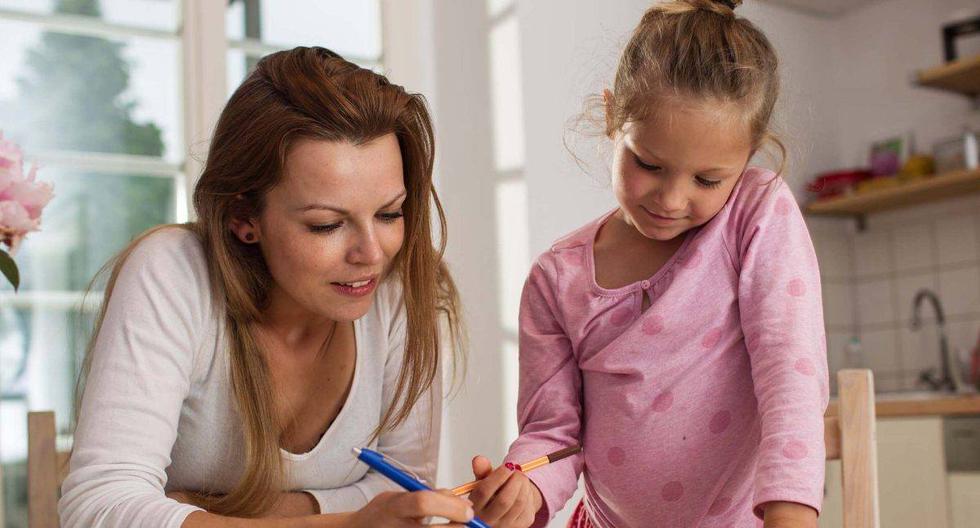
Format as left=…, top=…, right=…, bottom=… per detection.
left=916, top=54, right=980, bottom=96
left=805, top=168, right=980, bottom=217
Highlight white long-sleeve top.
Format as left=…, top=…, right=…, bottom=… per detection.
left=59, top=227, right=440, bottom=527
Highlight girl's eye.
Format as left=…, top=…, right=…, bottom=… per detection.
left=695, top=176, right=722, bottom=189
left=378, top=211, right=404, bottom=223
left=309, top=223, right=342, bottom=233
left=633, top=153, right=662, bottom=172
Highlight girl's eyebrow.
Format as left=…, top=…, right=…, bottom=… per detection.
left=626, top=137, right=731, bottom=174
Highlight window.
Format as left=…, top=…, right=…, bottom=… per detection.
left=0, top=1, right=384, bottom=525
left=225, top=0, right=383, bottom=95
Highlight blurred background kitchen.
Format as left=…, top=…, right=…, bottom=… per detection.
left=1, top=0, right=979, bottom=527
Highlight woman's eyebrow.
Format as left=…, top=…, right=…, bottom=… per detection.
left=296, top=190, right=407, bottom=213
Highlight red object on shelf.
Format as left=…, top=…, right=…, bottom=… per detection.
left=806, top=169, right=873, bottom=199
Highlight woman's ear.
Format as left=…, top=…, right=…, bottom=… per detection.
left=602, top=89, right=615, bottom=139
left=230, top=217, right=260, bottom=244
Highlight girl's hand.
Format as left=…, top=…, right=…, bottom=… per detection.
left=762, top=501, right=817, bottom=528
left=466, top=455, right=542, bottom=528
left=348, top=490, right=475, bottom=528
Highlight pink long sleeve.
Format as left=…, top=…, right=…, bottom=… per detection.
left=504, top=168, right=829, bottom=527
left=732, top=182, right=829, bottom=515
left=506, top=253, right=586, bottom=527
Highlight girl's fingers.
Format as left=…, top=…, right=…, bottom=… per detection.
left=467, top=464, right=515, bottom=512
left=480, top=472, right=526, bottom=522
left=471, top=455, right=494, bottom=479
left=392, top=490, right=475, bottom=523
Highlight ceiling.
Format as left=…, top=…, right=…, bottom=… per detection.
left=758, top=0, right=891, bottom=18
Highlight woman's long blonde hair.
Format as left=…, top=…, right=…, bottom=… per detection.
left=76, top=46, right=463, bottom=517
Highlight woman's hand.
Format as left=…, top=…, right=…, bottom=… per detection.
left=762, top=501, right=818, bottom=528
left=466, top=455, right=542, bottom=528
left=347, top=490, right=475, bottom=528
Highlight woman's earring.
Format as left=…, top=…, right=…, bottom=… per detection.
left=244, top=233, right=256, bottom=242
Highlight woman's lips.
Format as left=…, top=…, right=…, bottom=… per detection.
left=331, top=277, right=378, bottom=297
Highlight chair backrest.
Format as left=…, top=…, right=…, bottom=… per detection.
left=824, top=369, right=880, bottom=528
left=27, top=411, right=70, bottom=528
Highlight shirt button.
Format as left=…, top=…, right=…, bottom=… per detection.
left=641, top=280, right=651, bottom=289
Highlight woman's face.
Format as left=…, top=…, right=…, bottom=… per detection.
left=609, top=99, right=753, bottom=241
left=244, top=134, right=406, bottom=322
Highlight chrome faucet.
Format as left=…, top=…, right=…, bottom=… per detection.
left=911, top=289, right=959, bottom=392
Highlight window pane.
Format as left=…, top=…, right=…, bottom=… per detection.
left=0, top=169, right=175, bottom=526
left=8, top=170, right=177, bottom=292
left=0, top=0, right=178, bottom=32
left=225, top=48, right=382, bottom=97
left=0, top=17, right=182, bottom=162
left=1, top=303, right=94, bottom=528
left=226, top=0, right=382, bottom=61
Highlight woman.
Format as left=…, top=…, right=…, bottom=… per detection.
left=59, top=47, right=476, bottom=528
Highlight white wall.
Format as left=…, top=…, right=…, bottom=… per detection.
left=383, top=0, right=980, bottom=525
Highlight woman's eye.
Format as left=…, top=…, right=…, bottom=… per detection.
left=378, top=211, right=404, bottom=223
left=633, top=154, right=661, bottom=172
left=309, top=223, right=342, bottom=233
left=696, top=176, right=722, bottom=189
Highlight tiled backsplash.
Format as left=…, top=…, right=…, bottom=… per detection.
left=807, top=194, right=980, bottom=394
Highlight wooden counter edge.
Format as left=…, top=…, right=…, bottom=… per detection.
left=826, top=393, right=980, bottom=418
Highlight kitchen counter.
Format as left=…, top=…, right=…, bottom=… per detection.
left=826, top=390, right=980, bottom=418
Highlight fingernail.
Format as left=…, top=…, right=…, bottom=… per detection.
left=466, top=507, right=475, bottom=520
left=505, top=462, right=516, bottom=471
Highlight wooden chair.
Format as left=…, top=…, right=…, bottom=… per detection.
left=824, top=369, right=880, bottom=528
left=27, top=411, right=70, bottom=528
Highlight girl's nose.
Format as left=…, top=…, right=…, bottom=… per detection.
left=656, top=179, right=687, bottom=214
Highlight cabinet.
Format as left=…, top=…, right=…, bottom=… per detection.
left=948, top=473, right=980, bottom=528
left=820, top=417, right=949, bottom=528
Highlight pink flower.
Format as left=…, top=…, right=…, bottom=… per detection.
left=0, top=134, right=23, bottom=179
left=0, top=133, right=53, bottom=255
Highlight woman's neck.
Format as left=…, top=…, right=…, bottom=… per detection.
left=258, top=286, right=336, bottom=350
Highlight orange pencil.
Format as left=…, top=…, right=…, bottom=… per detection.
left=450, top=445, right=582, bottom=496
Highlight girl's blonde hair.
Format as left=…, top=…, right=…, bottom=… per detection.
left=76, top=46, right=463, bottom=517
left=603, top=0, right=786, bottom=174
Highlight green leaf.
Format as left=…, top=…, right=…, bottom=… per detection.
left=0, top=249, right=20, bottom=292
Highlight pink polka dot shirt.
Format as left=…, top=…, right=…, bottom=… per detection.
left=505, top=168, right=829, bottom=527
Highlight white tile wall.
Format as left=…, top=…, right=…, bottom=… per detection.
left=823, top=280, right=854, bottom=328
left=938, top=266, right=980, bottom=318
left=813, top=206, right=980, bottom=394
left=936, top=214, right=980, bottom=266
left=856, top=278, right=896, bottom=326
left=853, top=229, right=893, bottom=278
left=892, top=223, right=935, bottom=273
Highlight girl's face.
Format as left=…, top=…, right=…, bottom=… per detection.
left=609, top=99, right=754, bottom=241
left=242, top=134, right=406, bottom=323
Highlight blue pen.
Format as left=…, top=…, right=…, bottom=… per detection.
left=352, top=447, right=491, bottom=528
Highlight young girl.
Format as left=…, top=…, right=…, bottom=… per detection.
left=59, top=47, right=476, bottom=527
left=466, top=1, right=828, bottom=527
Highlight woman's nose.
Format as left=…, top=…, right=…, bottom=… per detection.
left=347, top=228, right=384, bottom=265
